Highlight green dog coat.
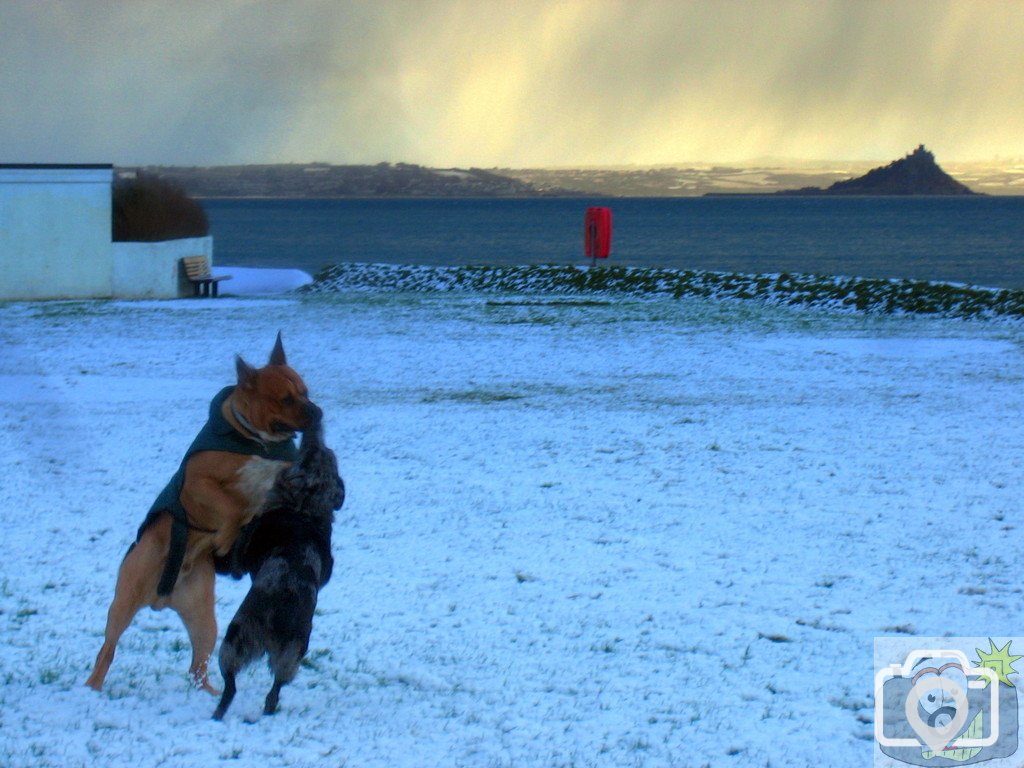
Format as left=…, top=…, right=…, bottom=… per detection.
left=135, top=386, right=298, bottom=596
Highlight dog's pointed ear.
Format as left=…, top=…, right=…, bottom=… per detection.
left=269, top=332, right=287, bottom=366
left=236, top=355, right=257, bottom=390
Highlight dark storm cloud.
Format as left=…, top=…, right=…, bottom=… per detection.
left=0, top=1, right=375, bottom=163
left=2, top=1, right=1022, bottom=165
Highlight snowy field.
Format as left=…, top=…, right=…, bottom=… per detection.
left=2, top=272, right=1024, bottom=767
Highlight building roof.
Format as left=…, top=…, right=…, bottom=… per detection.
left=0, top=163, right=113, bottom=169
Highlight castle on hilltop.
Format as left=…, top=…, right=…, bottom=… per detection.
left=780, top=144, right=976, bottom=196
left=907, top=144, right=934, bottom=161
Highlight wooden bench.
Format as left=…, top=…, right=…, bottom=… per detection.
left=181, top=256, right=231, bottom=297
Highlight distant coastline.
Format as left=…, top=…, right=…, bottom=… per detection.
left=124, top=149, right=1019, bottom=198
left=120, top=163, right=584, bottom=200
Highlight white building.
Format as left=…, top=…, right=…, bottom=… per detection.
left=0, top=164, right=212, bottom=301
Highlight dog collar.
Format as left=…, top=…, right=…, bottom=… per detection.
left=230, top=402, right=270, bottom=451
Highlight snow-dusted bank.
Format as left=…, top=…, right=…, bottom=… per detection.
left=1, top=271, right=1023, bottom=767
left=308, top=262, right=1024, bottom=320
left=212, top=264, right=314, bottom=295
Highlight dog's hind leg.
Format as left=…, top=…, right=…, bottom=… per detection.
left=264, top=642, right=304, bottom=715
left=213, top=621, right=251, bottom=719
left=85, top=520, right=169, bottom=691
left=212, top=670, right=237, bottom=720
left=172, top=555, right=219, bottom=695
left=264, top=678, right=286, bottom=715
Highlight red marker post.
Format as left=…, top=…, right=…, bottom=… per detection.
left=584, top=206, right=612, bottom=267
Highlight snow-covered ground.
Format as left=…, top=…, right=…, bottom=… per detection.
left=210, top=265, right=313, bottom=295
left=2, top=268, right=1023, bottom=767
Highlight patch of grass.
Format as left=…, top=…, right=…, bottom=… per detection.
left=14, top=606, right=38, bottom=624
left=758, top=632, right=793, bottom=643
left=630, top=738, right=651, bottom=752
left=831, top=696, right=872, bottom=712
left=881, top=624, right=916, bottom=635
left=592, top=637, right=622, bottom=654
left=30, top=302, right=112, bottom=319
left=421, top=389, right=526, bottom=405
left=959, top=585, right=987, bottom=595
left=300, top=648, right=332, bottom=672
left=485, top=299, right=612, bottom=307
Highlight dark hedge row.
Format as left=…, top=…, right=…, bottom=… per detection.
left=112, top=172, right=209, bottom=242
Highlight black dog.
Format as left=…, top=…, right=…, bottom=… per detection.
left=212, top=408, right=344, bottom=720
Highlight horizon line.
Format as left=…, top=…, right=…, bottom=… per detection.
left=100, top=157, right=1024, bottom=170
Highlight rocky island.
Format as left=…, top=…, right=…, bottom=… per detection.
left=780, top=145, right=977, bottom=195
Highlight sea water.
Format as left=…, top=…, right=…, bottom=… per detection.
left=204, top=196, right=1024, bottom=290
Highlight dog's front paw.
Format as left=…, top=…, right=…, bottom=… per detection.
left=190, top=665, right=221, bottom=696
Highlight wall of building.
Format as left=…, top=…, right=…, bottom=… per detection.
left=112, top=235, right=214, bottom=299
left=0, top=165, right=114, bottom=300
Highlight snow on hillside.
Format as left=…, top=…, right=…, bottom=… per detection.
left=1, top=273, right=1022, bottom=767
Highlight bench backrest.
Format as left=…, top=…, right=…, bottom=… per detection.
left=181, top=256, right=212, bottom=279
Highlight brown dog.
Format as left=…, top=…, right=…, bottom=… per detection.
left=85, top=334, right=318, bottom=694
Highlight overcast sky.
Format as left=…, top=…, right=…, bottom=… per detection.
left=2, top=0, right=1023, bottom=167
